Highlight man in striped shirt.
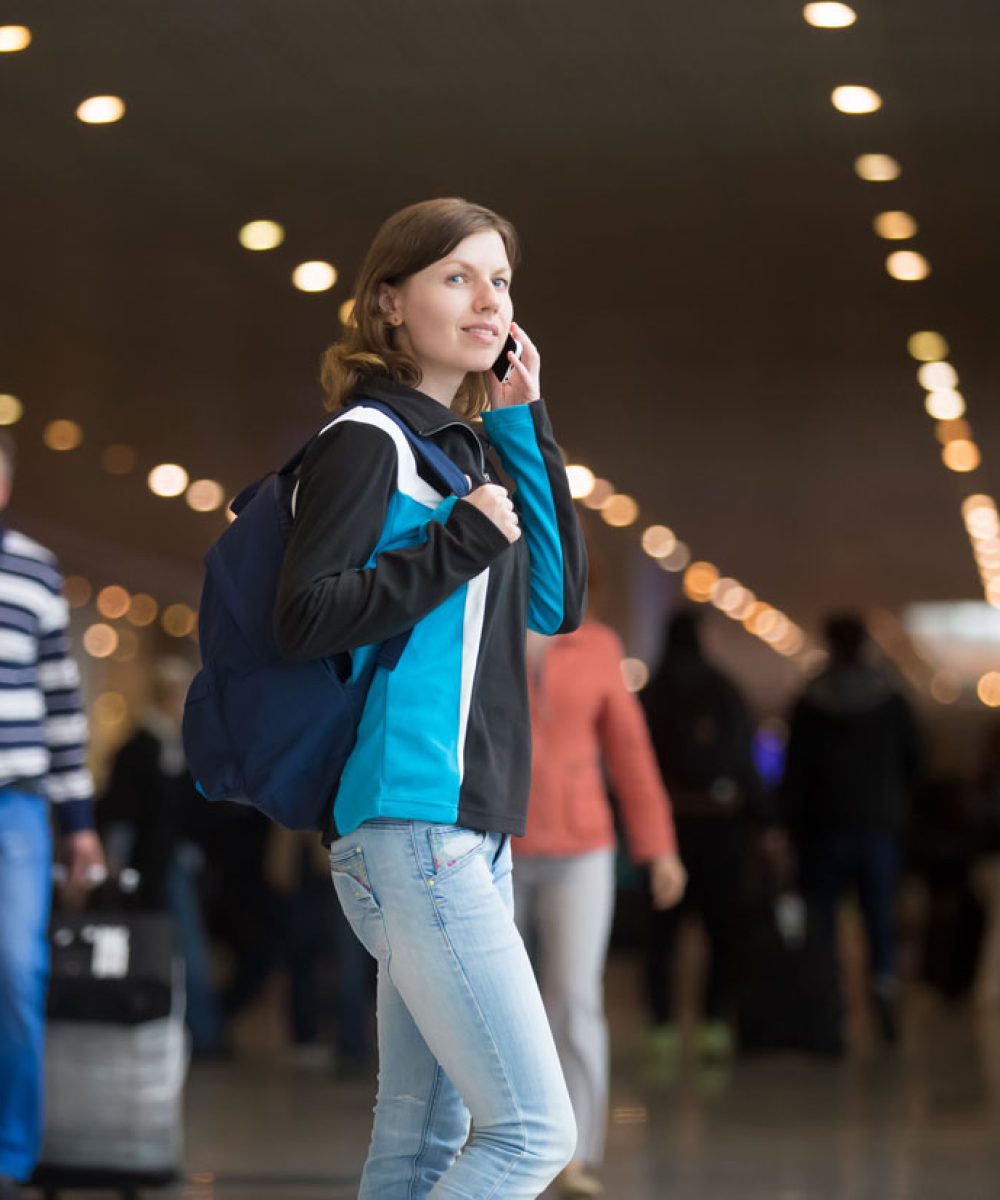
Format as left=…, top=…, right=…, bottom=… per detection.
left=0, top=434, right=104, bottom=1198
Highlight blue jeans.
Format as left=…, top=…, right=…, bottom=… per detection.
left=330, top=820, right=575, bottom=1199
left=806, top=832, right=901, bottom=986
left=165, top=857, right=226, bottom=1054
left=0, top=790, right=51, bottom=1181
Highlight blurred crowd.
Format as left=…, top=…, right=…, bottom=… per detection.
left=76, top=605, right=1000, bottom=1075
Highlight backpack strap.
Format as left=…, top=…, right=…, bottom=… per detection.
left=286, top=399, right=471, bottom=673
left=343, top=399, right=472, bottom=498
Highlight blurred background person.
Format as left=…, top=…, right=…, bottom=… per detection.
left=100, top=655, right=228, bottom=1058
left=780, top=613, right=923, bottom=1045
left=266, top=826, right=375, bottom=1074
left=971, top=722, right=1000, bottom=1008
left=514, top=620, right=686, bottom=1199
left=640, top=609, right=764, bottom=1064
left=0, top=433, right=104, bottom=1199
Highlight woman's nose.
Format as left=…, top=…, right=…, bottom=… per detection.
left=474, top=281, right=499, bottom=311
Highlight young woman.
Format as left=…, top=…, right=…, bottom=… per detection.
left=274, top=198, right=587, bottom=1199
left=515, top=622, right=686, bottom=1198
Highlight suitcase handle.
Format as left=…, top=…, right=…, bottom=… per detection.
left=51, top=864, right=141, bottom=892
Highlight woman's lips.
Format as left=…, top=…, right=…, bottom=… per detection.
left=462, top=326, right=499, bottom=344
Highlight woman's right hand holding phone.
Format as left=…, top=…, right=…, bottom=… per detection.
left=462, top=481, right=521, bottom=544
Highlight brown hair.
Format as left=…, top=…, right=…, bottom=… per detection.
left=320, top=198, right=520, bottom=418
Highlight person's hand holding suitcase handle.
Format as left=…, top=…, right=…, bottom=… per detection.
left=56, top=830, right=107, bottom=895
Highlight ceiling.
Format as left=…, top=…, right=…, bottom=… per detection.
left=1, top=0, right=997, bottom=635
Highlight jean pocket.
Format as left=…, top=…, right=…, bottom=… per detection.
left=427, top=825, right=487, bottom=877
left=330, top=844, right=377, bottom=903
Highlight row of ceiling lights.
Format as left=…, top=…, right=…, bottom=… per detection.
left=63, top=576, right=199, bottom=729
left=809, top=4, right=996, bottom=706
left=0, top=396, right=233, bottom=515
left=562, top=9, right=889, bottom=675
left=67, top=579, right=200, bottom=730
left=0, top=27, right=340, bottom=297
left=563, top=465, right=813, bottom=669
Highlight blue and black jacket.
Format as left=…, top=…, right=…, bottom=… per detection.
left=274, top=375, right=587, bottom=838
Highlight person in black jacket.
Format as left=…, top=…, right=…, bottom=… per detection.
left=780, top=613, right=923, bottom=1044
left=640, top=609, right=763, bottom=1064
left=274, top=198, right=587, bottom=1198
left=101, top=657, right=227, bottom=1056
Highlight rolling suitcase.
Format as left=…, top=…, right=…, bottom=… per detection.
left=735, top=888, right=842, bottom=1056
left=32, top=899, right=188, bottom=1198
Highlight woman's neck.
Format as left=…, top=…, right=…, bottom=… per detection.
left=413, top=363, right=465, bottom=410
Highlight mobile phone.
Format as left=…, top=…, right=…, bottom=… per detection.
left=491, top=333, right=523, bottom=384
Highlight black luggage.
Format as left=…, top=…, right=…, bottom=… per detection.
left=735, top=889, right=842, bottom=1056
left=32, top=905, right=187, bottom=1197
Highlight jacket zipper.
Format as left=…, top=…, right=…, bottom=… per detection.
left=431, top=420, right=488, bottom=481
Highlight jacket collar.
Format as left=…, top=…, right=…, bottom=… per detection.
left=350, top=376, right=480, bottom=438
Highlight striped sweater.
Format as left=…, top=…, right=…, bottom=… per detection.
left=0, top=524, right=94, bottom=832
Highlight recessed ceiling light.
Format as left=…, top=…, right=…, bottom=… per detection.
left=873, top=211, right=918, bottom=240
left=565, top=465, right=596, bottom=500
left=924, top=391, right=965, bottom=421
left=292, top=261, right=337, bottom=293
left=886, top=250, right=930, bottom=281
left=43, top=420, right=82, bottom=451
left=918, top=361, right=958, bottom=391
left=239, top=220, right=285, bottom=251
left=832, top=86, right=882, bottom=114
left=161, top=604, right=197, bottom=638
left=0, top=25, right=31, bottom=53
left=83, top=623, right=118, bottom=659
left=640, top=525, right=677, bottom=559
left=76, top=95, right=126, bottom=125
left=582, top=478, right=614, bottom=510
left=96, top=585, right=131, bottom=620
left=0, top=394, right=23, bottom=425
left=855, top=153, right=900, bottom=181
left=683, top=562, right=720, bottom=603
left=935, top=418, right=972, bottom=446
left=185, top=479, right=226, bottom=512
left=803, top=3, right=856, bottom=29
left=977, top=672, right=1000, bottom=707
left=127, top=594, right=159, bottom=627
left=147, top=463, right=189, bottom=497
left=942, top=440, right=981, bottom=473
left=601, top=494, right=639, bottom=527
left=908, top=331, right=949, bottom=362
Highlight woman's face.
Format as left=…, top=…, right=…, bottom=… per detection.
left=381, top=229, right=513, bottom=395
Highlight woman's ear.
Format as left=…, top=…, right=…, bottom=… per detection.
left=377, top=285, right=402, bottom=325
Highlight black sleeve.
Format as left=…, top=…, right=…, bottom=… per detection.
left=722, top=680, right=768, bottom=823
left=893, top=692, right=924, bottom=791
left=777, top=698, right=812, bottom=832
left=274, top=421, right=511, bottom=662
left=98, top=736, right=145, bottom=828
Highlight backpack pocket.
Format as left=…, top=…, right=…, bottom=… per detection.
left=182, top=667, right=245, bottom=800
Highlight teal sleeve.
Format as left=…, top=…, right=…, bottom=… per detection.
left=480, top=400, right=587, bottom=634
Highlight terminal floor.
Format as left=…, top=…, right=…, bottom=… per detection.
left=28, top=955, right=1000, bottom=1200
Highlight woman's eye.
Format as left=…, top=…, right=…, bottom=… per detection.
left=447, top=273, right=466, bottom=284
left=493, top=278, right=510, bottom=291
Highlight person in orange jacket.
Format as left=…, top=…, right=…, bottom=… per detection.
left=514, top=621, right=686, bottom=1198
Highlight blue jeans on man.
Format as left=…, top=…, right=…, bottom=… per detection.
left=0, top=790, right=51, bottom=1182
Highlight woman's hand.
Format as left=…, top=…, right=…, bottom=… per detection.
left=462, top=482, right=521, bottom=543
left=649, top=854, right=687, bottom=911
left=487, top=320, right=541, bottom=409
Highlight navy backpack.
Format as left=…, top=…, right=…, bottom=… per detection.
left=181, top=400, right=470, bottom=832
